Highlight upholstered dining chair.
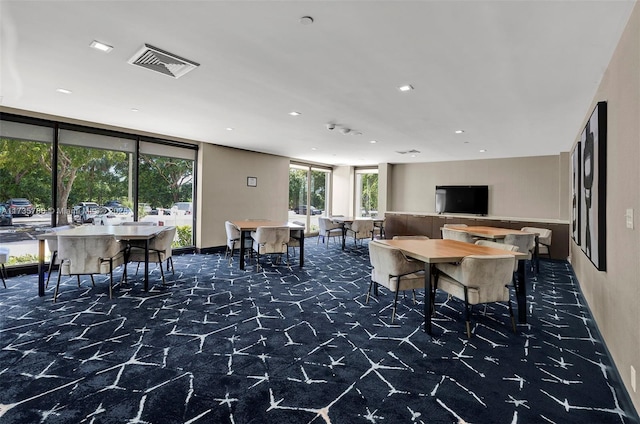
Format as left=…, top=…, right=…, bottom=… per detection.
left=54, top=234, right=126, bottom=301
left=443, top=223, right=468, bottom=228
left=318, top=217, right=343, bottom=248
left=392, top=235, right=430, bottom=240
left=502, top=233, right=535, bottom=260
left=122, top=221, right=154, bottom=226
left=45, top=225, right=74, bottom=288
left=521, top=226, right=552, bottom=258
left=346, top=219, right=374, bottom=247
left=287, top=221, right=305, bottom=262
left=367, top=241, right=425, bottom=323
left=225, top=220, right=252, bottom=264
left=251, top=226, right=290, bottom=271
left=475, top=240, right=520, bottom=273
left=434, top=254, right=517, bottom=338
left=123, top=226, right=176, bottom=286
left=441, top=227, right=475, bottom=243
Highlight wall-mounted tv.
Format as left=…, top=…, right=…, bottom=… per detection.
left=435, top=185, right=489, bottom=215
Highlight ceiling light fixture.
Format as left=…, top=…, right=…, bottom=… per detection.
left=479, top=149, right=487, bottom=153
left=311, top=147, right=318, bottom=151
left=90, top=40, right=113, bottom=53
left=370, top=140, right=377, bottom=144
left=131, top=108, right=139, bottom=112
left=398, top=84, right=414, bottom=92
left=226, top=127, right=234, bottom=131
left=289, top=111, right=301, bottom=116
left=455, top=130, right=465, bottom=134
left=56, top=88, right=72, bottom=94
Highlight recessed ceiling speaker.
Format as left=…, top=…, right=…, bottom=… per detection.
left=340, top=128, right=351, bottom=135
left=326, top=123, right=336, bottom=130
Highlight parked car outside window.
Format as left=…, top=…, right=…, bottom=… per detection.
left=171, top=202, right=193, bottom=215
left=92, top=206, right=134, bottom=226
left=76, top=202, right=100, bottom=223
left=0, top=204, right=12, bottom=226
left=6, top=198, right=34, bottom=217
left=293, top=205, right=322, bottom=215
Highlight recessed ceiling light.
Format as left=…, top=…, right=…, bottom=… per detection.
left=226, top=127, right=234, bottom=131
left=411, top=154, right=417, bottom=158
left=56, top=88, right=72, bottom=94
left=455, top=130, right=465, bottom=134
left=311, top=147, right=318, bottom=151
left=289, top=111, right=301, bottom=116
left=398, top=84, right=414, bottom=92
left=131, top=108, right=139, bottom=112
left=479, top=149, right=487, bottom=153
left=369, top=140, right=377, bottom=144
left=89, top=40, right=113, bottom=53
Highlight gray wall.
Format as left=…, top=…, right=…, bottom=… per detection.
left=386, top=155, right=569, bottom=220
left=570, top=1, right=640, bottom=411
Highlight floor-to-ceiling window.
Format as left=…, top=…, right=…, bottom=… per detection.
left=356, top=168, right=378, bottom=217
left=289, top=163, right=331, bottom=233
left=0, top=119, right=54, bottom=265
left=0, top=113, right=198, bottom=269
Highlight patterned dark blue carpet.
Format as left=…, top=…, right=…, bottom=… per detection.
left=0, top=238, right=638, bottom=423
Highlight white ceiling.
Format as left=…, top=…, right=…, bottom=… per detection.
left=0, top=0, right=635, bottom=166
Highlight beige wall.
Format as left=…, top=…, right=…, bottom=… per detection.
left=387, top=155, right=568, bottom=220
left=197, top=144, right=290, bottom=249
left=331, top=165, right=354, bottom=217
left=570, top=2, right=640, bottom=410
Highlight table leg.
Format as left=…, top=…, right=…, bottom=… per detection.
left=424, top=264, right=433, bottom=334
left=144, top=238, right=150, bottom=291
left=534, top=235, right=540, bottom=275
left=299, top=230, right=304, bottom=268
left=516, top=260, right=527, bottom=324
left=239, top=231, right=247, bottom=270
left=38, top=239, right=45, bottom=297
left=341, top=224, right=347, bottom=250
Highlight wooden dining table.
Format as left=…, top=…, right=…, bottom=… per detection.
left=377, top=238, right=529, bottom=335
left=447, top=225, right=540, bottom=273
left=37, top=225, right=166, bottom=296
left=230, top=220, right=305, bottom=270
left=330, top=216, right=385, bottom=250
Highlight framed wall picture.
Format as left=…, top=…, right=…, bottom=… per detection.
left=571, top=141, right=581, bottom=245
left=579, top=101, right=607, bottom=271
left=247, top=176, right=257, bottom=187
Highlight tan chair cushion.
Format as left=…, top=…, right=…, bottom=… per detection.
left=369, top=241, right=425, bottom=292
left=58, top=234, right=125, bottom=275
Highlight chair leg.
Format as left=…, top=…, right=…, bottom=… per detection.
left=90, top=275, right=96, bottom=287
left=1, top=264, right=6, bottom=288
left=168, top=257, right=174, bottom=275
left=463, top=286, right=472, bottom=338
left=366, top=280, right=375, bottom=303
left=158, top=252, right=166, bottom=285
left=53, top=267, right=63, bottom=302
left=391, top=288, right=401, bottom=323
left=108, top=258, right=113, bottom=299
left=77, top=275, right=81, bottom=287
left=508, top=298, right=516, bottom=333
left=46, top=251, right=56, bottom=288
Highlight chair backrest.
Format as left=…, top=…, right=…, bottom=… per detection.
left=392, top=235, right=429, bottom=240
left=475, top=240, right=519, bottom=271
left=319, top=217, right=341, bottom=232
left=521, top=226, right=552, bottom=246
left=149, top=226, right=176, bottom=257
left=253, top=226, right=290, bottom=254
left=441, top=228, right=475, bottom=243
left=45, top=225, right=74, bottom=252
left=443, top=223, right=468, bottom=228
left=123, top=221, right=154, bottom=226
left=368, top=241, right=423, bottom=286
left=225, top=221, right=241, bottom=248
left=503, top=233, right=535, bottom=258
left=350, top=219, right=374, bottom=239
left=58, top=234, right=121, bottom=275
left=459, top=255, right=516, bottom=302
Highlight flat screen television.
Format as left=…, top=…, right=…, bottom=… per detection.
left=435, top=185, right=488, bottom=215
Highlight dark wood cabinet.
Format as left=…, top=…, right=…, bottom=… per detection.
left=384, top=212, right=569, bottom=260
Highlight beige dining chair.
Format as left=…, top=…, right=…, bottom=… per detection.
left=54, top=234, right=126, bottom=301
left=225, top=220, right=252, bottom=264
left=45, top=225, right=74, bottom=288
left=435, top=254, right=516, bottom=338
left=392, top=235, right=430, bottom=240
left=367, top=241, right=425, bottom=323
left=251, top=226, right=290, bottom=271
left=443, top=223, right=468, bottom=228
left=123, top=226, right=176, bottom=285
left=346, top=219, right=374, bottom=247
left=441, top=227, right=475, bottom=243
left=287, top=221, right=305, bottom=262
left=122, top=221, right=155, bottom=226
left=521, top=226, right=552, bottom=258
left=318, top=217, right=343, bottom=248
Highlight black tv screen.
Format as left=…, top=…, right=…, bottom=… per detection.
left=435, top=185, right=488, bottom=215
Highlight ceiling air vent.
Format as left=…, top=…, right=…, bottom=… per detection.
left=128, top=44, right=199, bottom=79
